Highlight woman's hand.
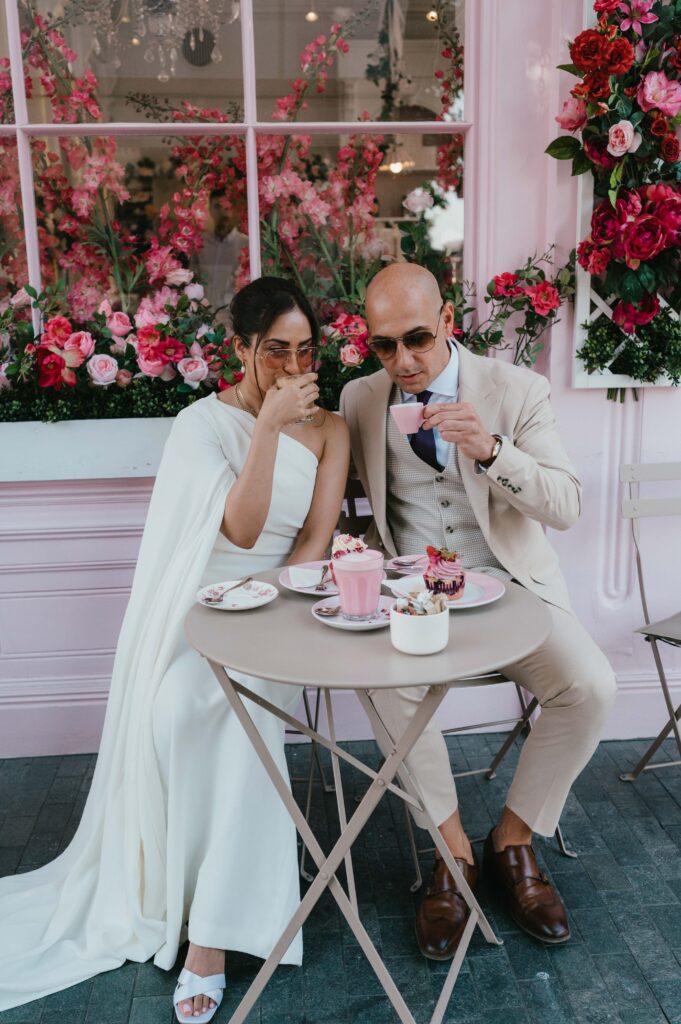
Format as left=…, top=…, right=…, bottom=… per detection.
left=259, top=372, right=320, bottom=431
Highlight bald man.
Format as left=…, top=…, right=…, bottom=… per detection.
left=339, top=264, right=615, bottom=960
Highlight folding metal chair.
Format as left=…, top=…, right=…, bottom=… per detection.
left=619, top=461, right=681, bottom=782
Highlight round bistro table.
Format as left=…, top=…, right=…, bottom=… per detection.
left=185, top=569, right=552, bottom=1024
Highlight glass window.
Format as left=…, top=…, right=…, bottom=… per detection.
left=256, top=129, right=463, bottom=315
left=0, top=139, right=25, bottom=299
left=254, top=0, right=464, bottom=124
left=23, top=0, right=243, bottom=123
left=31, top=132, right=248, bottom=319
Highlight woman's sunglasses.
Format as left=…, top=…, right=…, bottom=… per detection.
left=256, top=344, right=317, bottom=371
left=367, top=305, right=444, bottom=361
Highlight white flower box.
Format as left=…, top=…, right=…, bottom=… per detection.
left=0, top=416, right=174, bottom=482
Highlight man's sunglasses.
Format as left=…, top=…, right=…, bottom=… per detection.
left=367, top=305, right=444, bottom=361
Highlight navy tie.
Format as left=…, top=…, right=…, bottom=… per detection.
left=408, top=390, right=443, bottom=472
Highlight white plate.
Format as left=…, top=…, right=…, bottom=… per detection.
left=197, top=579, right=278, bottom=611
left=279, top=560, right=339, bottom=596
left=386, top=554, right=429, bottom=576
left=386, top=571, right=506, bottom=610
left=312, top=595, right=394, bottom=631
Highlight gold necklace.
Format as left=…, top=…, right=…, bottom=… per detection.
left=234, top=382, right=258, bottom=417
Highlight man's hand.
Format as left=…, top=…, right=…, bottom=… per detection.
left=423, top=402, right=496, bottom=463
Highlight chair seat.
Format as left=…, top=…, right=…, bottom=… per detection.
left=636, top=610, right=681, bottom=644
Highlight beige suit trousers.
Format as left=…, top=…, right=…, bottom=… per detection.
left=368, top=588, right=617, bottom=837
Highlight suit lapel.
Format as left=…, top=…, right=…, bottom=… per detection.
left=356, top=370, right=393, bottom=548
left=456, top=344, right=506, bottom=539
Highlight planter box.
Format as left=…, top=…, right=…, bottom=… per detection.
left=0, top=416, right=174, bottom=483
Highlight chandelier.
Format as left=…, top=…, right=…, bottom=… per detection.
left=75, top=0, right=241, bottom=82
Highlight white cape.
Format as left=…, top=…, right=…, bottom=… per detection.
left=0, top=399, right=252, bottom=1009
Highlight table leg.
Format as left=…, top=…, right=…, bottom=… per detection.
left=323, top=688, right=358, bottom=915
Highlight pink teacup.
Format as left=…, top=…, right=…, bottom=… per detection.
left=333, top=549, right=385, bottom=621
left=390, top=402, right=424, bottom=435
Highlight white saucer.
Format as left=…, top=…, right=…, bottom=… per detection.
left=311, top=595, right=394, bottom=631
left=386, top=572, right=506, bottom=610
left=197, top=579, right=278, bottom=611
left=279, top=560, right=339, bottom=596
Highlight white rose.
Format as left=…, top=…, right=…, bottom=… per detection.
left=402, top=188, right=434, bottom=215
left=165, top=268, right=194, bottom=286
left=185, top=282, right=205, bottom=301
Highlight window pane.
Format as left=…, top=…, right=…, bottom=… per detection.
left=254, top=0, right=464, bottom=124
left=31, top=132, right=248, bottom=318
left=0, top=139, right=26, bottom=301
left=23, top=1, right=243, bottom=123
left=256, top=130, right=463, bottom=310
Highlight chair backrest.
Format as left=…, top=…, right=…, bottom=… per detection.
left=339, top=475, right=373, bottom=538
left=620, top=462, right=681, bottom=625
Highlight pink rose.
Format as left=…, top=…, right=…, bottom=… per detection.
left=177, top=356, right=209, bottom=388
left=637, top=71, right=681, bottom=117
left=107, top=311, right=132, bottom=337
left=86, top=353, right=118, bottom=386
left=184, top=282, right=204, bottom=301
left=97, top=298, right=113, bottom=317
left=402, top=188, right=434, bottom=215
left=137, top=351, right=176, bottom=380
left=64, top=331, right=95, bottom=366
left=555, top=97, right=587, bottom=132
left=9, top=287, right=31, bottom=309
left=116, top=368, right=133, bottom=388
left=165, top=267, right=193, bottom=286
left=607, top=119, right=642, bottom=157
left=339, top=343, right=364, bottom=367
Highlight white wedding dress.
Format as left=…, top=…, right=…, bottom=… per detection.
left=0, top=394, right=318, bottom=1010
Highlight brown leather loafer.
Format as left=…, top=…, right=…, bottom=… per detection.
left=415, top=851, right=479, bottom=961
left=483, top=830, right=570, bottom=944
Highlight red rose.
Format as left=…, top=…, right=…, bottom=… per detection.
left=622, top=215, right=668, bottom=267
left=41, top=315, right=72, bottom=348
left=594, top=0, right=621, bottom=13
left=36, top=348, right=65, bottom=389
left=650, top=114, right=669, bottom=137
left=660, top=134, right=680, bottom=163
left=648, top=193, right=681, bottom=243
left=605, top=38, right=634, bottom=75
left=584, top=137, right=617, bottom=170
left=591, top=201, right=619, bottom=244
left=492, top=272, right=524, bottom=297
left=616, top=190, right=643, bottom=224
left=583, top=70, right=611, bottom=99
left=612, top=293, right=660, bottom=333
left=577, top=239, right=612, bottom=276
left=523, top=281, right=561, bottom=317
left=570, top=29, right=609, bottom=71
left=158, top=336, right=187, bottom=363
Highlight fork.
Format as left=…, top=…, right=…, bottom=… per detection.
left=315, top=563, right=331, bottom=592
left=202, top=576, right=253, bottom=603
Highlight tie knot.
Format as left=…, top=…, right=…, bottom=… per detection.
left=417, top=389, right=432, bottom=404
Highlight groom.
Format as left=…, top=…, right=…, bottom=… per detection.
left=339, top=263, right=616, bottom=958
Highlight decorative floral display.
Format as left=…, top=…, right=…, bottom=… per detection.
left=548, top=0, right=681, bottom=397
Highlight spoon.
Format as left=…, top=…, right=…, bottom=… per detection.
left=202, top=576, right=253, bottom=604
left=315, top=605, right=341, bottom=617
left=315, top=563, right=331, bottom=592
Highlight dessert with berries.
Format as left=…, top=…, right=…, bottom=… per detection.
left=423, top=545, right=466, bottom=599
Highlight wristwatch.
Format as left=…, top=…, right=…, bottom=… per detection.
left=480, top=434, right=503, bottom=468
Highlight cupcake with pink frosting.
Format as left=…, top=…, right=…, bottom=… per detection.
left=424, top=545, right=466, bottom=599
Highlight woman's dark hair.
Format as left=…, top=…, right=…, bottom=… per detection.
left=229, top=276, right=319, bottom=353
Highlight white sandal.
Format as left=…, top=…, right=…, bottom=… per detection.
left=173, top=967, right=226, bottom=1023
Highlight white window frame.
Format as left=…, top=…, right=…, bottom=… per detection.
left=2, top=0, right=474, bottom=322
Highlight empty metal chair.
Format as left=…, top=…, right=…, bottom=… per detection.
left=619, top=461, right=681, bottom=782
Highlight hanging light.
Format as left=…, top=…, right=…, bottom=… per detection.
left=425, top=8, right=438, bottom=22
left=305, top=4, right=319, bottom=21
left=131, top=35, right=141, bottom=45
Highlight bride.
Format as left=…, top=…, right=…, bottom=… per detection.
left=0, top=276, right=350, bottom=1022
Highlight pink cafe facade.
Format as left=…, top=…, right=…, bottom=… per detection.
left=0, top=0, right=680, bottom=758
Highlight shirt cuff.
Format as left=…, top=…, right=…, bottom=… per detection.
left=475, top=435, right=509, bottom=475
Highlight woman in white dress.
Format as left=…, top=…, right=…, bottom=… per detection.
left=0, top=277, right=350, bottom=1023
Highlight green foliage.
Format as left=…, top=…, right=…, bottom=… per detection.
left=577, top=309, right=681, bottom=385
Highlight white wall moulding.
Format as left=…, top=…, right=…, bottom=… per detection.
left=0, top=417, right=174, bottom=482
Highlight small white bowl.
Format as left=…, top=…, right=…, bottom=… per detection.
left=390, top=605, right=450, bottom=655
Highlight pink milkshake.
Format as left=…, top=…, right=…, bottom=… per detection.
left=333, top=549, right=385, bottom=621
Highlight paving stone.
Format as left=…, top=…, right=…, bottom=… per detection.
left=1, top=739, right=680, bottom=1024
